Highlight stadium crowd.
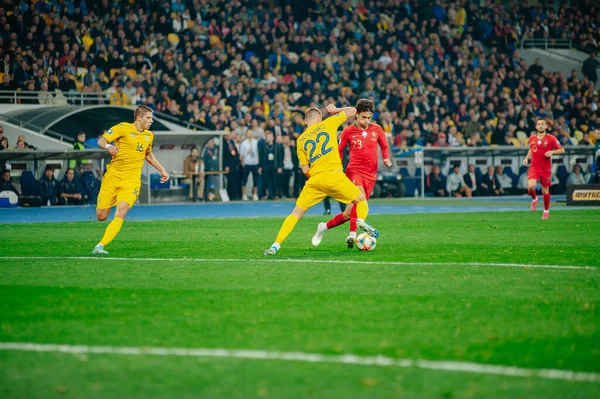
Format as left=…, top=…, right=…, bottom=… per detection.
left=0, top=0, right=599, bottom=203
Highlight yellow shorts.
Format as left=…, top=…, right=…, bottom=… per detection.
left=97, top=173, right=141, bottom=209
left=296, top=170, right=360, bottom=211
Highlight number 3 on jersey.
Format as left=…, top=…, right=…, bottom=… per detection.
left=304, top=132, right=333, bottom=163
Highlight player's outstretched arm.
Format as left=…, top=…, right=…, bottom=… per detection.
left=325, top=104, right=357, bottom=119
left=545, top=147, right=565, bottom=158
left=338, top=128, right=349, bottom=160
left=146, top=152, right=169, bottom=183
left=377, top=127, right=392, bottom=167
left=98, top=137, right=119, bottom=156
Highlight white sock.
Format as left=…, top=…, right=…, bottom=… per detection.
left=349, top=231, right=356, bottom=238
left=272, top=242, right=281, bottom=250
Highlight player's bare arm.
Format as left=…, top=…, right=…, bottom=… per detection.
left=301, top=164, right=310, bottom=178
left=145, top=151, right=169, bottom=183
left=98, top=136, right=119, bottom=156
left=545, top=147, right=565, bottom=158
left=523, top=149, right=532, bottom=165
left=325, top=104, right=357, bottom=119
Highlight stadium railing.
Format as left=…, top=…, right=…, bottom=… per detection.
left=393, top=146, right=596, bottom=197
left=519, top=38, right=572, bottom=50
left=0, top=90, right=209, bottom=132
left=0, top=149, right=226, bottom=205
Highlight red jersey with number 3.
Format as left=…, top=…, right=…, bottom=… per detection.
left=529, top=133, right=562, bottom=176
left=339, top=123, right=390, bottom=181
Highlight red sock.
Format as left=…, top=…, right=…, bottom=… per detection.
left=349, top=206, right=357, bottom=233
left=528, top=188, right=537, bottom=201
left=543, top=193, right=550, bottom=211
left=326, top=213, right=347, bottom=229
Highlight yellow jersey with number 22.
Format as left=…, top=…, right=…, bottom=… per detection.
left=296, top=111, right=347, bottom=176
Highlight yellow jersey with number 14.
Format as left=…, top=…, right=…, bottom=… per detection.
left=102, top=122, right=154, bottom=180
left=297, top=111, right=347, bottom=176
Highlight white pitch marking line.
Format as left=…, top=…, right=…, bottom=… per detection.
left=0, top=342, right=598, bottom=383
left=0, top=256, right=596, bottom=270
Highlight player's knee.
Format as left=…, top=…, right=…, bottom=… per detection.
left=96, top=210, right=108, bottom=221
left=115, top=203, right=130, bottom=218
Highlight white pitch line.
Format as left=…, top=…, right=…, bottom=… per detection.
left=0, top=256, right=596, bottom=270
left=0, top=342, right=598, bottom=383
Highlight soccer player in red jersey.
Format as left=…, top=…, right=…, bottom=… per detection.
left=523, top=118, right=565, bottom=219
left=312, top=99, right=392, bottom=248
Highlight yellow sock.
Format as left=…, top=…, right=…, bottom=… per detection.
left=275, top=214, right=299, bottom=245
left=100, top=217, right=124, bottom=246
left=356, top=200, right=369, bottom=220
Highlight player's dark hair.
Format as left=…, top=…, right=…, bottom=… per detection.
left=356, top=99, right=374, bottom=114
left=304, top=107, right=322, bottom=121
left=134, top=105, right=153, bottom=121
left=536, top=116, right=550, bottom=125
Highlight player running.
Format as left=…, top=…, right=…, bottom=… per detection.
left=523, top=117, right=564, bottom=219
left=264, top=104, right=379, bottom=256
left=312, top=99, right=392, bottom=248
left=92, top=105, right=169, bottom=254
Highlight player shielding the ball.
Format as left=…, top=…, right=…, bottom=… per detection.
left=523, top=117, right=565, bottom=219
left=263, top=104, right=379, bottom=256
left=312, top=99, right=391, bottom=248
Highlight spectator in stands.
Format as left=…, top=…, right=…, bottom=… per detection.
left=463, top=164, right=481, bottom=196
left=280, top=134, right=297, bottom=199
left=481, top=166, right=502, bottom=196
left=0, top=137, right=8, bottom=151
left=517, top=171, right=530, bottom=195
left=426, top=166, right=447, bottom=197
left=0, top=74, right=16, bottom=103
left=495, top=166, right=513, bottom=195
left=259, top=131, right=282, bottom=200
left=582, top=52, right=599, bottom=85
left=15, top=140, right=27, bottom=150
left=39, top=166, right=59, bottom=206
left=447, top=165, right=472, bottom=198
left=70, top=132, right=86, bottom=170
left=239, top=129, right=260, bottom=201
left=59, top=168, right=83, bottom=205
left=568, top=164, right=587, bottom=186
left=110, top=84, right=130, bottom=106
left=202, top=138, right=220, bottom=201
left=0, top=126, right=4, bottom=146
left=182, top=147, right=203, bottom=202
left=38, top=83, right=54, bottom=105
left=0, top=170, right=19, bottom=197
left=223, top=132, right=242, bottom=201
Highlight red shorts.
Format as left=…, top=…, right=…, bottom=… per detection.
left=528, top=168, right=552, bottom=188
left=347, top=172, right=375, bottom=200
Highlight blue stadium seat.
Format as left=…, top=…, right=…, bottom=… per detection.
left=475, top=167, right=483, bottom=180
left=403, top=177, right=416, bottom=196
left=399, top=167, right=411, bottom=178
left=82, top=171, right=100, bottom=204
left=150, top=173, right=170, bottom=189
left=556, top=165, right=568, bottom=193
left=519, top=165, right=528, bottom=175
left=503, top=166, right=518, bottom=187
left=19, top=171, right=40, bottom=196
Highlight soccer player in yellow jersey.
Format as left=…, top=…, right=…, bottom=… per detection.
left=92, top=105, right=169, bottom=255
left=264, top=103, right=378, bottom=255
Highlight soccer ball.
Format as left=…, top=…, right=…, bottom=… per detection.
left=355, top=232, right=377, bottom=251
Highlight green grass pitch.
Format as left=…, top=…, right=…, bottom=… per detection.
left=0, top=210, right=599, bottom=398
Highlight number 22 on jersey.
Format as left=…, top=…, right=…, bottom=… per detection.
left=304, top=131, right=333, bottom=163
